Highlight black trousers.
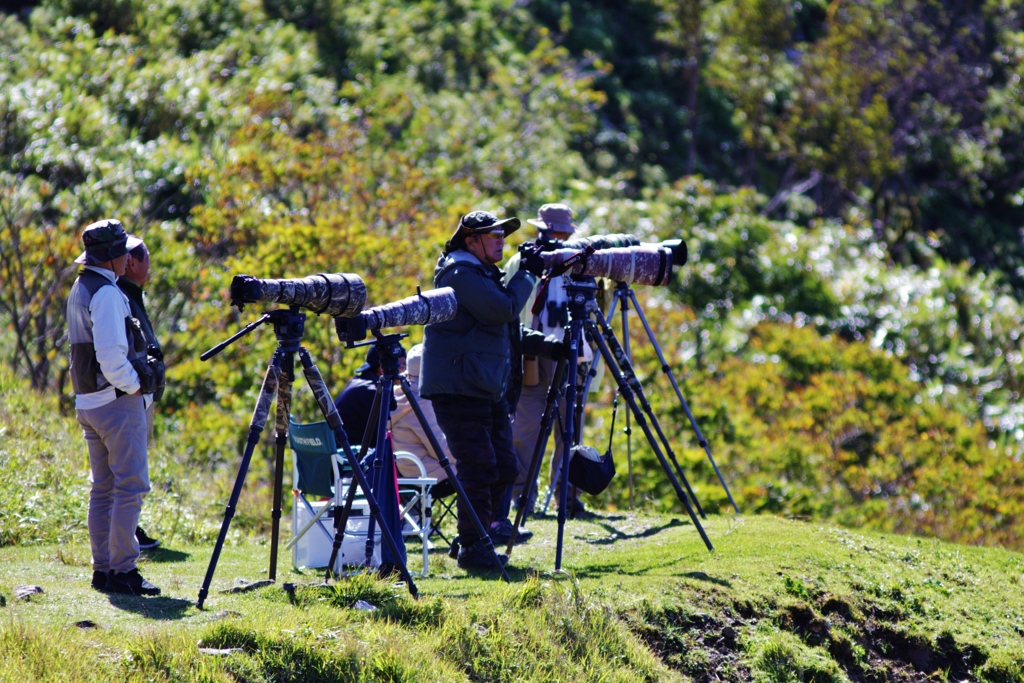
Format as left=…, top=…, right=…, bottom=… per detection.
left=431, top=395, right=519, bottom=546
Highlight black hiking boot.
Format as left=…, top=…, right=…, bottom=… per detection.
left=488, top=519, right=533, bottom=545
left=107, top=568, right=161, bottom=596
left=136, top=526, right=161, bottom=550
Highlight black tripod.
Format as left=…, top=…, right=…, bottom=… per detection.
left=606, top=281, right=739, bottom=513
left=196, top=308, right=419, bottom=609
left=510, top=278, right=714, bottom=565
left=325, top=331, right=510, bottom=581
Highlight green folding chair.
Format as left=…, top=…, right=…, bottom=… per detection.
left=286, top=418, right=353, bottom=568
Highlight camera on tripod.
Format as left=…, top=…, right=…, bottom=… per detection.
left=230, top=272, right=367, bottom=317
left=534, top=239, right=687, bottom=287
left=525, top=231, right=687, bottom=287
left=334, top=287, right=459, bottom=343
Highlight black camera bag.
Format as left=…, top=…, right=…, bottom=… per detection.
left=568, top=445, right=616, bottom=495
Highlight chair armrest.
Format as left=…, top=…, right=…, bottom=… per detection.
left=394, top=451, right=428, bottom=478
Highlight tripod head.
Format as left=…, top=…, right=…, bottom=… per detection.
left=201, top=307, right=306, bottom=361
left=340, top=331, right=409, bottom=378
left=564, top=276, right=599, bottom=316
left=372, top=332, right=408, bottom=378
left=269, top=308, right=306, bottom=343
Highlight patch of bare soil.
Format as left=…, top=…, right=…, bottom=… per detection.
left=627, top=589, right=989, bottom=682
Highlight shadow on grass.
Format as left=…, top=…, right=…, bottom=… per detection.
left=140, top=547, right=190, bottom=563
left=681, top=571, right=732, bottom=587
left=562, top=560, right=731, bottom=584
left=566, top=556, right=694, bottom=578
left=107, top=594, right=193, bottom=620
left=585, top=517, right=688, bottom=545
left=526, top=511, right=628, bottom=524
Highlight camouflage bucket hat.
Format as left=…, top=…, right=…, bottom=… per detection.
left=75, top=219, right=130, bottom=265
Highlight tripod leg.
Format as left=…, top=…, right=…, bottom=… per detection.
left=364, top=379, right=404, bottom=570
left=594, top=313, right=706, bottom=518
left=627, top=288, right=739, bottom=513
left=197, top=349, right=284, bottom=609
left=589, top=324, right=715, bottom=552
left=398, top=376, right=511, bottom=581
left=325, top=471, right=363, bottom=580
left=614, top=286, right=635, bottom=508
left=507, top=358, right=567, bottom=555
left=539, top=415, right=559, bottom=514
left=555, top=321, right=584, bottom=571
left=325, top=390, right=382, bottom=580
left=298, top=348, right=420, bottom=598
left=269, top=350, right=294, bottom=581
left=624, top=399, right=634, bottom=508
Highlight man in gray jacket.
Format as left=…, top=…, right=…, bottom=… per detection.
left=68, top=219, right=160, bottom=596
left=419, top=210, right=556, bottom=569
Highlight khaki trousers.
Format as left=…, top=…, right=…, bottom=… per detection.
left=78, top=394, right=150, bottom=574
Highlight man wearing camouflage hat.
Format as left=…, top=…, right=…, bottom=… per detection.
left=67, top=219, right=161, bottom=596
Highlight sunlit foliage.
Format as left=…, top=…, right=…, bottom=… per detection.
left=3, top=0, right=1024, bottom=551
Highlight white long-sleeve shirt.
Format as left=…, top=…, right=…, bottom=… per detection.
left=74, top=266, right=144, bottom=410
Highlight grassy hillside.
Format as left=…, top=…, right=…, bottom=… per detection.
left=3, top=349, right=1024, bottom=681
left=2, top=515, right=1023, bottom=682
left=4, top=3, right=1024, bottom=678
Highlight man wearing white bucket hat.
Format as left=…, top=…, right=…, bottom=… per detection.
left=497, top=204, right=592, bottom=539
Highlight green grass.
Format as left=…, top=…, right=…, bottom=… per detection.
left=2, top=513, right=1024, bottom=682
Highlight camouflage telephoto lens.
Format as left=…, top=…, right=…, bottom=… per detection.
left=335, top=287, right=458, bottom=342
left=540, top=245, right=678, bottom=286
left=360, top=287, right=458, bottom=331
left=230, top=273, right=366, bottom=316
left=561, top=233, right=641, bottom=251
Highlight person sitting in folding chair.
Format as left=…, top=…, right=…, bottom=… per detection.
left=391, top=343, right=457, bottom=545
left=391, top=343, right=456, bottom=493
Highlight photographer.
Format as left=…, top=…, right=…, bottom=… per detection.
left=67, top=219, right=160, bottom=597
left=501, top=203, right=592, bottom=521
left=419, top=210, right=561, bottom=570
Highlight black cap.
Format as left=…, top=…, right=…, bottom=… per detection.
left=444, top=210, right=521, bottom=253
left=75, top=219, right=130, bottom=265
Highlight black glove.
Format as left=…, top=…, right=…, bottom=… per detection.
left=549, top=341, right=569, bottom=361
left=131, top=355, right=165, bottom=395
left=518, top=243, right=546, bottom=276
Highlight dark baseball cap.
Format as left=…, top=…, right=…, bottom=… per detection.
left=444, top=210, right=521, bottom=253
left=74, top=219, right=138, bottom=265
